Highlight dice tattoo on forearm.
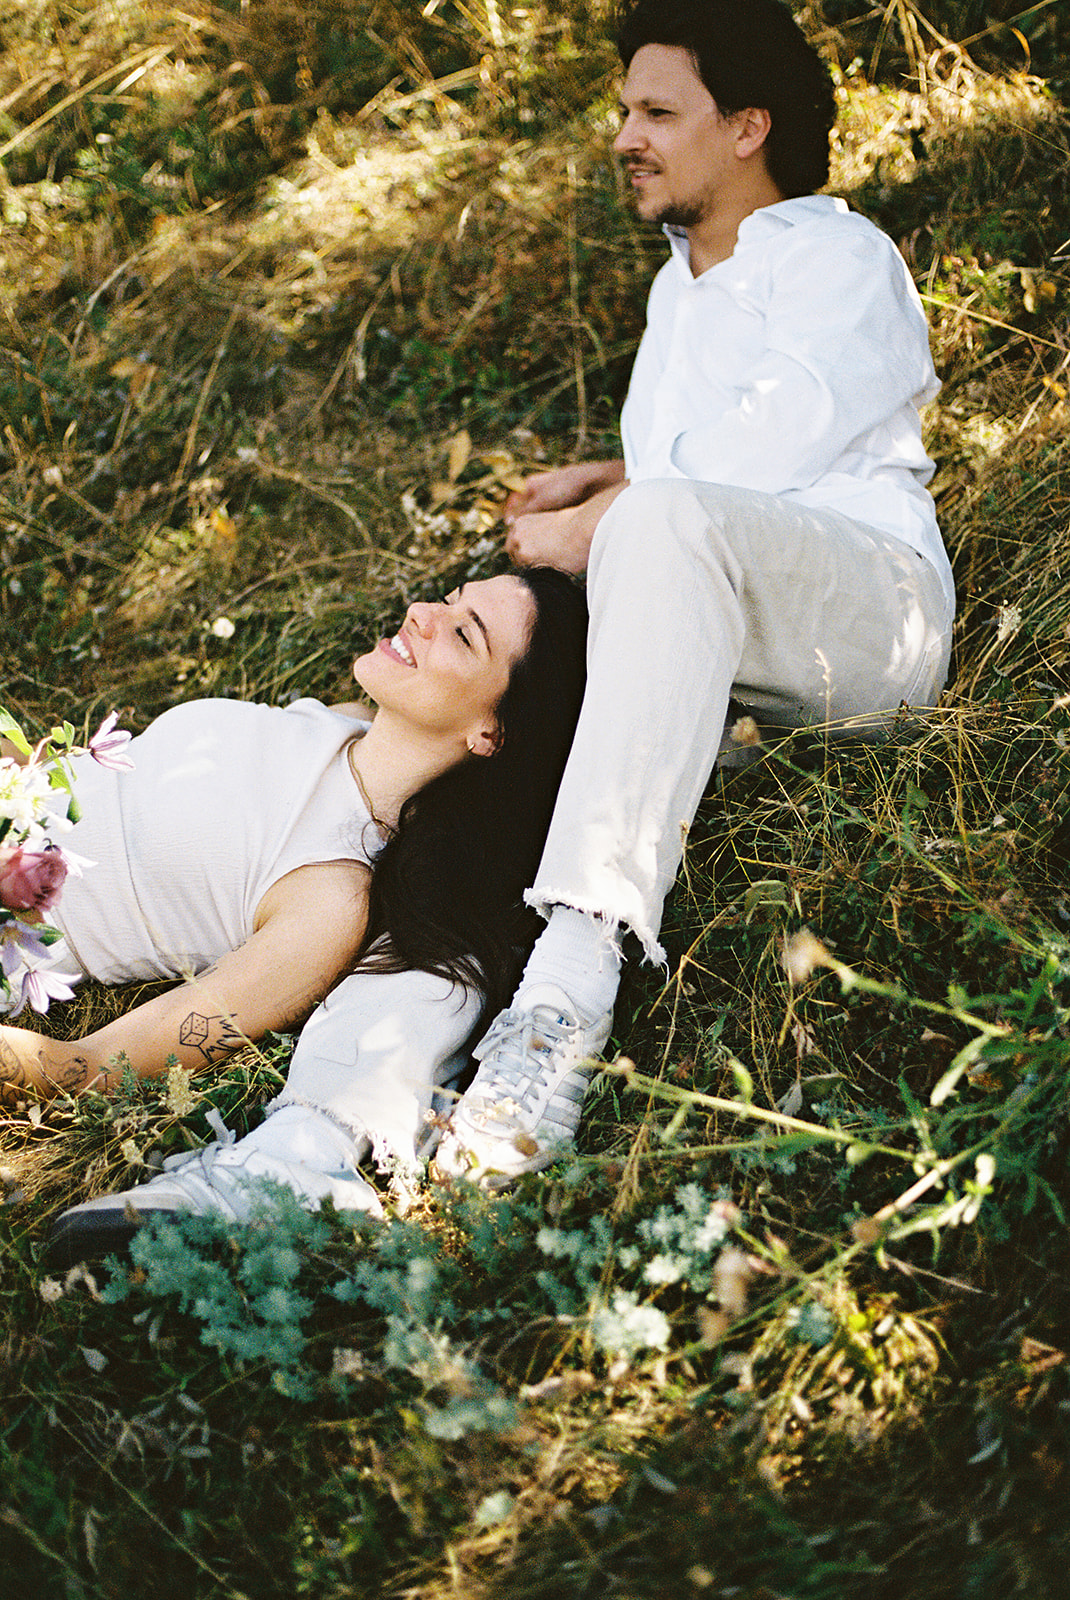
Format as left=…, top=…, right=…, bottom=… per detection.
left=178, top=1011, right=245, bottom=1066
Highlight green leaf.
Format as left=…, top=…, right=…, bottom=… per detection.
left=0, top=708, right=32, bottom=757
left=730, top=1058, right=754, bottom=1104
left=930, top=1035, right=986, bottom=1106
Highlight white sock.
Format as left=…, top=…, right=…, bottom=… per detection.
left=515, top=906, right=622, bottom=1022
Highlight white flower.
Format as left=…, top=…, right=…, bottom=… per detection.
left=590, top=1289, right=671, bottom=1358
left=164, top=1063, right=198, bottom=1117
left=0, top=761, right=52, bottom=829
left=644, top=1254, right=684, bottom=1286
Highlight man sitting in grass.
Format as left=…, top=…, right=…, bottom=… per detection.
left=433, top=0, right=955, bottom=1184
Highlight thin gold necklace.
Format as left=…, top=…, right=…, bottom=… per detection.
left=347, top=739, right=393, bottom=838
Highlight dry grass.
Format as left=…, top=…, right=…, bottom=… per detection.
left=2, top=4, right=1070, bottom=1597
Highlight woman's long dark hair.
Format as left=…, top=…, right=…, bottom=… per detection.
left=353, top=566, right=588, bottom=1021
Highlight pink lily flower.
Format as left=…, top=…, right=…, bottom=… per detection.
left=88, top=712, right=135, bottom=771
left=0, top=921, right=49, bottom=977
left=12, top=963, right=79, bottom=1017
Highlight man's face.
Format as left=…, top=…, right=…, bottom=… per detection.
left=613, top=43, right=745, bottom=230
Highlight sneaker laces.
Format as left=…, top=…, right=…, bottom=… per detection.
left=469, top=1003, right=594, bottom=1116
left=156, top=1105, right=235, bottom=1183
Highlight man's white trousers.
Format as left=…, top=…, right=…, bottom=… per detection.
left=526, top=478, right=954, bottom=963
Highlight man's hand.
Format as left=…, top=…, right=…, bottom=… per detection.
left=503, top=461, right=627, bottom=574
left=504, top=506, right=594, bottom=574
left=503, top=459, right=625, bottom=520
left=505, top=484, right=629, bottom=574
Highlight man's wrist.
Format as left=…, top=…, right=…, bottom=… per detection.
left=587, top=459, right=627, bottom=493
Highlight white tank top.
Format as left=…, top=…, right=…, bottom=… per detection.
left=50, top=697, right=376, bottom=985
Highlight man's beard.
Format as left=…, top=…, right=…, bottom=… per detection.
left=643, top=198, right=704, bottom=230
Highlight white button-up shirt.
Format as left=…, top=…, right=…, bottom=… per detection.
left=620, top=194, right=954, bottom=607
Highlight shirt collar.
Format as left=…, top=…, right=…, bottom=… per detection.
left=663, top=194, right=849, bottom=277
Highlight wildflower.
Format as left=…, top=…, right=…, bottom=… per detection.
left=12, top=963, right=79, bottom=1017
left=164, top=1063, right=198, bottom=1116
left=590, top=1288, right=671, bottom=1359
left=0, top=759, right=53, bottom=831
left=55, top=846, right=93, bottom=880
left=0, top=920, right=49, bottom=978
left=730, top=715, right=762, bottom=748
left=332, top=1347, right=365, bottom=1379
left=780, top=927, right=834, bottom=984
left=995, top=602, right=1022, bottom=646
left=644, top=1253, right=685, bottom=1285
left=88, top=712, right=135, bottom=771
left=712, top=1246, right=755, bottom=1318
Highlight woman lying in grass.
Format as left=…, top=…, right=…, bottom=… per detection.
left=0, top=568, right=587, bottom=1110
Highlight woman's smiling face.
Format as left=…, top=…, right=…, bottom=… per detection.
left=352, top=575, right=535, bottom=756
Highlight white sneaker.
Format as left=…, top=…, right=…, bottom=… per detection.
left=48, top=1112, right=383, bottom=1266
left=432, top=984, right=611, bottom=1187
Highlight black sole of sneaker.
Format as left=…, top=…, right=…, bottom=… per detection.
left=45, top=1207, right=148, bottom=1270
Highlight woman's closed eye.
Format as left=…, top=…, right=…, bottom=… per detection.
left=444, top=589, right=479, bottom=649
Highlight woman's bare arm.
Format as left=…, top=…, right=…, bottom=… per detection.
left=0, top=861, right=370, bottom=1101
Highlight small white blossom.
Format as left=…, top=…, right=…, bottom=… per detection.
left=164, top=1064, right=198, bottom=1116
left=590, top=1289, right=671, bottom=1359
left=644, top=1253, right=684, bottom=1286
left=0, top=761, right=52, bottom=829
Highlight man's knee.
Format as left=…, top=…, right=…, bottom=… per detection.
left=594, top=477, right=719, bottom=561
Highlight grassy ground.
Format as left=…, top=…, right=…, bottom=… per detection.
left=2, top=2, right=1070, bottom=1595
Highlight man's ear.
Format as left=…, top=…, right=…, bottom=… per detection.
left=467, top=721, right=503, bottom=759
left=734, top=106, right=772, bottom=159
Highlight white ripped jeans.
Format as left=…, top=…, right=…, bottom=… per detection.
left=184, top=968, right=481, bottom=1218
left=526, top=479, right=954, bottom=963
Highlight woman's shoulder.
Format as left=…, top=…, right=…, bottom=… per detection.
left=148, top=695, right=371, bottom=742
left=282, top=697, right=372, bottom=730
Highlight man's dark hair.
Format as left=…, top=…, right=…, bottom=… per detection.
left=616, top=0, right=836, bottom=198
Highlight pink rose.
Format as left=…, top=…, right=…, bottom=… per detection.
left=0, top=846, right=68, bottom=913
